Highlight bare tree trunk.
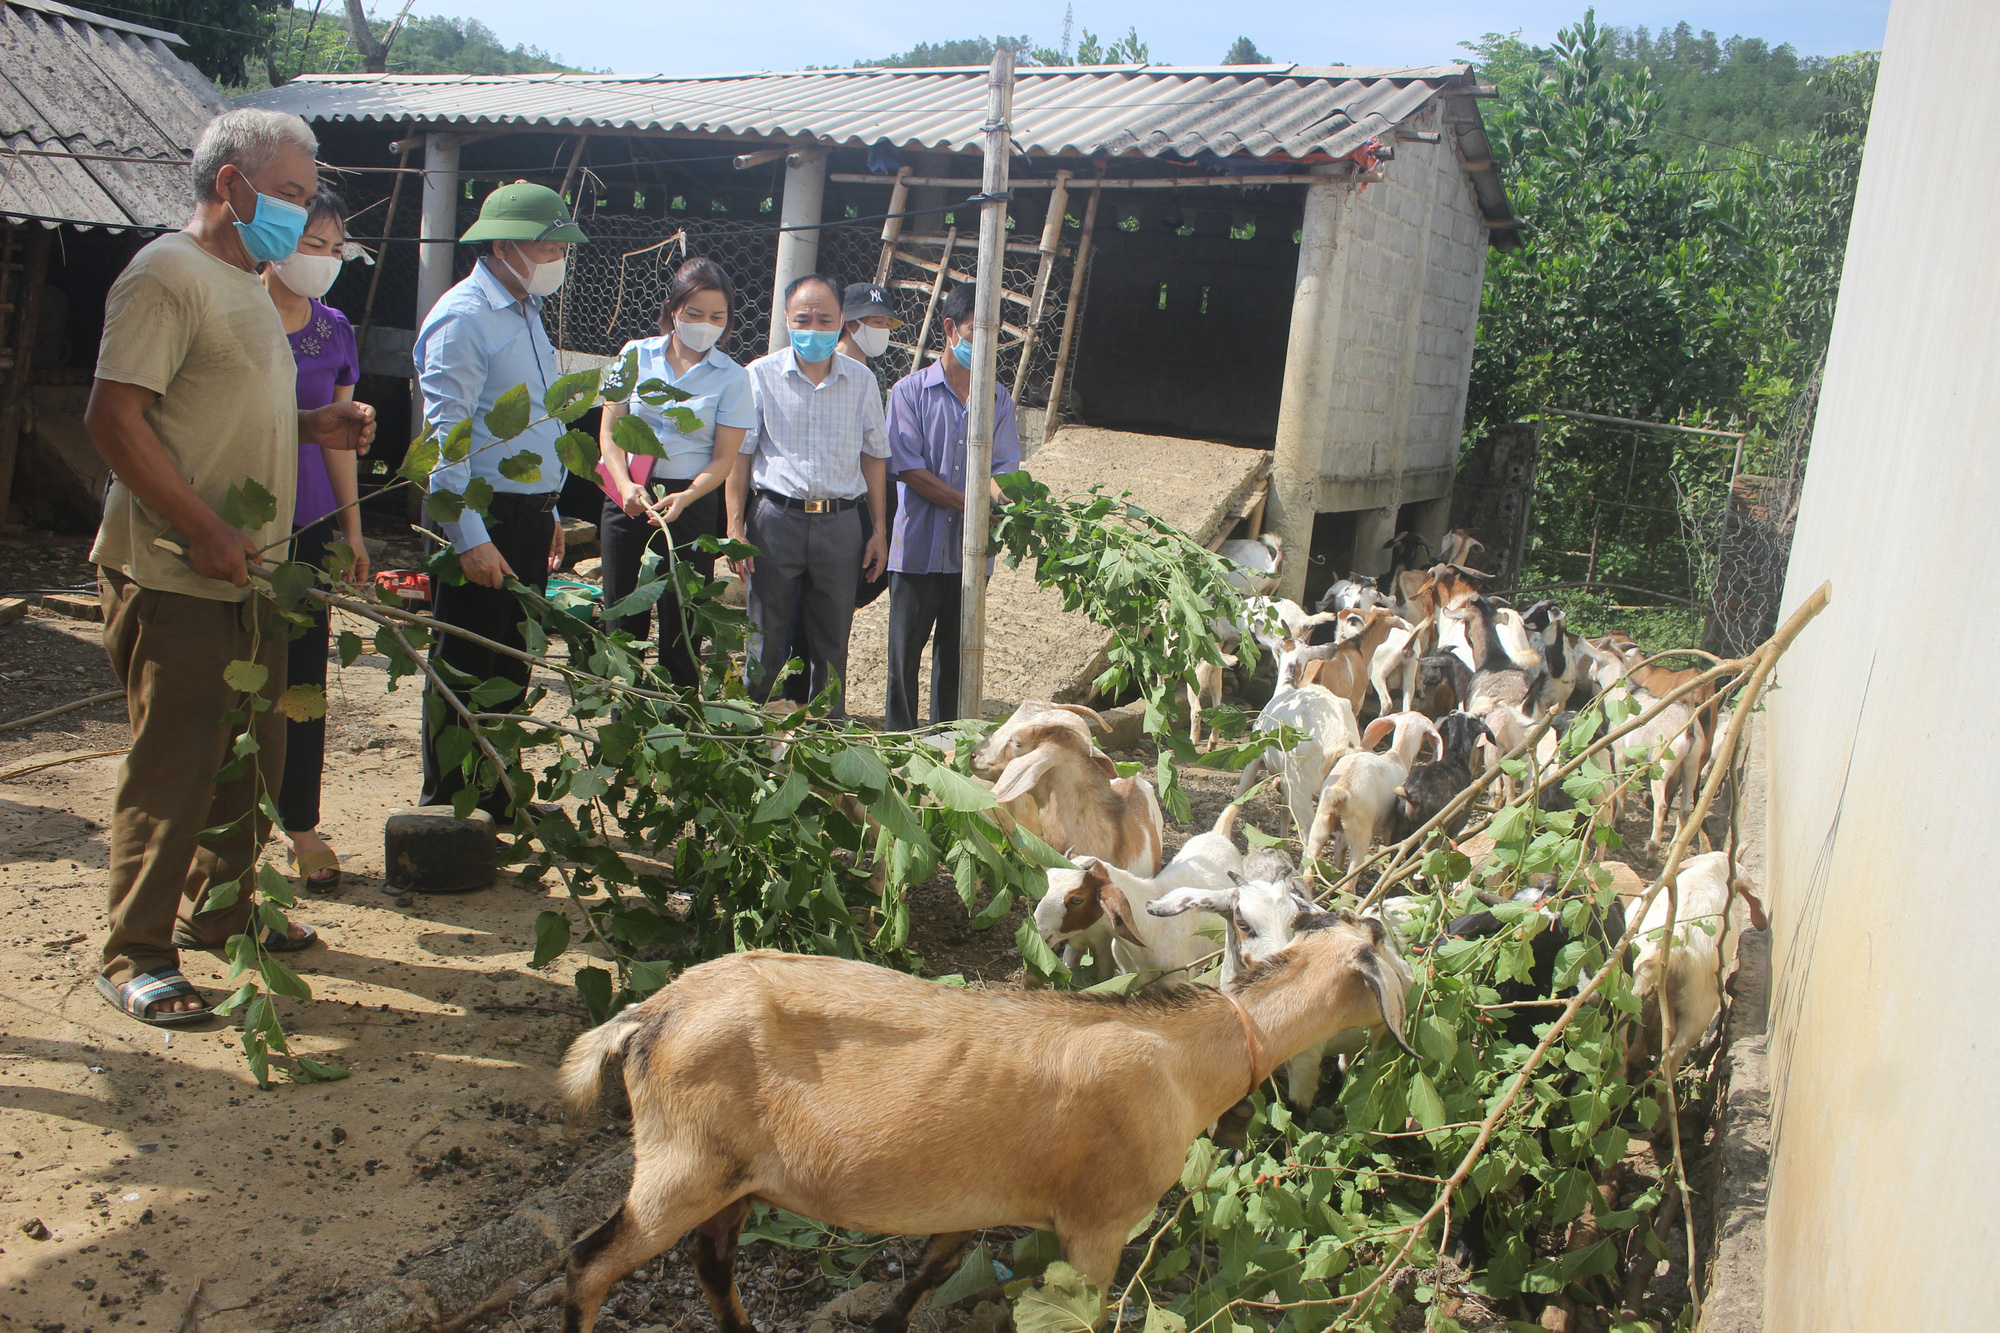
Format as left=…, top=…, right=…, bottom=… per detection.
left=342, top=0, right=389, bottom=73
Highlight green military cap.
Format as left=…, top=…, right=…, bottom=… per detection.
left=460, top=180, right=589, bottom=243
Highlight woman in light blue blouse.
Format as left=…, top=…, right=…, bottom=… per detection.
left=596, top=257, right=755, bottom=687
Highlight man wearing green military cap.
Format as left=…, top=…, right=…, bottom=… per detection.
left=412, top=180, right=586, bottom=829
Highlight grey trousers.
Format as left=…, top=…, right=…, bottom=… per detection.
left=746, top=494, right=863, bottom=713
left=885, top=571, right=961, bottom=731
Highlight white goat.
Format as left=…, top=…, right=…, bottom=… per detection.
left=1605, top=685, right=1705, bottom=848
left=1035, top=806, right=1245, bottom=983
left=1631, top=852, right=1767, bottom=1073
left=1219, top=533, right=1285, bottom=596
left=1304, top=712, right=1444, bottom=869
left=1233, top=685, right=1362, bottom=839
left=558, top=918, right=1414, bottom=1333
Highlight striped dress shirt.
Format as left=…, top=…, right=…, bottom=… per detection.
left=739, top=346, right=889, bottom=500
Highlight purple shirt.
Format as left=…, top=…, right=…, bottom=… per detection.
left=885, top=360, right=1021, bottom=575
left=285, top=299, right=359, bottom=527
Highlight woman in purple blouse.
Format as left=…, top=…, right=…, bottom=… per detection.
left=260, top=186, right=362, bottom=890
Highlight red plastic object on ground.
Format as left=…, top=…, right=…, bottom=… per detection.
left=374, top=569, right=431, bottom=607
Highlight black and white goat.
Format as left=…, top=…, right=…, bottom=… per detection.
left=1389, top=711, right=1493, bottom=843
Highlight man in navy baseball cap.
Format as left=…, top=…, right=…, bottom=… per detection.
left=838, top=282, right=901, bottom=363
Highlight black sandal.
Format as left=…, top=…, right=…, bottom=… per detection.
left=173, top=922, right=320, bottom=953
left=96, top=968, right=214, bottom=1028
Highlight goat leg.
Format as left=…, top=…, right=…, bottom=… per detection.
left=690, top=1198, right=757, bottom=1333
left=871, top=1231, right=977, bottom=1333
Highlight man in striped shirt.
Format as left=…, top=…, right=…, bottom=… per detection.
left=725, top=274, right=890, bottom=715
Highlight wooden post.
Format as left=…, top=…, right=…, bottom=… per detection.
left=909, top=225, right=957, bottom=369
left=1011, top=168, right=1070, bottom=394
left=415, top=132, right=461, bottom=327
left=0, top=224, right=51, bottom=522
left=956, top=46, right=1016, bottom=721
left=874, top=164, right=912, bottom=284
left=558, top=133, right=591, bottom=204
left=1040, top=162, right=1103, bottom=434
left=1268, top=164, right=1351, bottom=604
left=356, top=137, right=414, bottom=358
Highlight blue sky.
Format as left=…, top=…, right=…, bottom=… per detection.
left=452, top=1, right=1890, bottom=75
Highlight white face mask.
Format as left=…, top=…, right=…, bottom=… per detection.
left=850, top=323, right=891, bottom=358
left=270, top=252, right=343, bottom=300
left=675, top=318, right=724, bottom=353
left=498, top=244, right=567, bottom=297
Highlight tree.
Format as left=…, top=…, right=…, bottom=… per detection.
left=341, top=0, right=392, bottom=74
left=1075, top=25, right=1147, bottom=64
left=117, top=0, right=286, bottom=85
left=1223, top=36, right=1269, bottom=64
left=862, top=36, right=1030, bottom=68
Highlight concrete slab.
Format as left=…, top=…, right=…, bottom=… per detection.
left=841, top=426, right=1270, bottom=720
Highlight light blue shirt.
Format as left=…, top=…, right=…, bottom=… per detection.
left=739, top=347, right=890, bottom=500
left=415, top=259, right=562, bottom=550
left=613, top=336, right=757, bottom=479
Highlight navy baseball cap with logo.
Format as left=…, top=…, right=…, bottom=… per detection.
left=842, top=282, right=902, bottom=326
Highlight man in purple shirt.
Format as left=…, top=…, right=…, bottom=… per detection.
left=883, top=284, right=1023, bottom=729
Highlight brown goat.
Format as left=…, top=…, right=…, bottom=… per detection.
left=1294, top=607, right=1404, bottom=717
left=557, top=918, right=1414, bottom=1333
left=972, top=701, right=1163, bottom=879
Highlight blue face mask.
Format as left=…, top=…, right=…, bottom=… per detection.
left=231, top=189, right=310, bottom=264
left=953, top=336, right=974, bottom=369
left=790, top=328, right=840, bottom=363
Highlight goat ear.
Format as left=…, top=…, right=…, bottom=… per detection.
left=1361, top=716, right=1398, bottom=750
left=1099, top=883, right=1146, bottom=946
left=1148, top=885, right=1231, bottom=918
left=992, top=742, right=1064, bottom=804
left=1357, top=946, right=1417, bottom=1060
left=1055, top=704, right=1109, bottom=732
left=1088, top=751, right=1119, bottom=780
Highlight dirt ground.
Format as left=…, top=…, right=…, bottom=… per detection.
left=1, top=525, right=1716, bottom=1333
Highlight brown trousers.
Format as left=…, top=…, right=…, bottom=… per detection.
left=97, top=569, right=287, bottom=984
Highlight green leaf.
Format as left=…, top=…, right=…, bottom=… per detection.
left=1417, top=1015, right=1458, bottom=1067
left=223, top=659, right=269, bottom=694
left=555, top=429, right=599, bottom=477
left=467, top=676, right=523, bottom=709
left=532, top=910, right=572, bottom=967
left=202, top=878, right=241, bottom=914
left=260, top=956, right=313, bottom=1001
left=425, top=488, right=466, bottom=525
left=337, top=630, right=364, bottom=667
left=574, top=966, right=614, bottom=1024
left=1409, top=1072, right=1447, bottom=1130
left=485, top=382, right=532, bottom=441
left=919, top=762, right=998, bottom=812
left=830, top=746, right=892, bottom=794
left=275, top=684, right=327, bottom=722
left=544, top=368, right=602, bottom=423
left=867, top=787, right=929, bottom=846
left=440, top=417, right=474, bottom=463
left=1240, top=818, right=1282, bottom=848
left=462, top=476, right=495, bottom=515
left=1012, top=1261, right=1100, bottom=1333
left=1016, top=918, right=1068, bottom=983
left=220, top=477, right=277, bottom=530
left=1142, top=1306, right=1187, bottom=1333
left=498, top=450, right=544, bottom=483
left=291, top=1055, right=350, bottom=1083
left=400, top=431, right=442, bottom=480
left=613, top=412, right=665, bottom=459
left=931, top=1242, right=997, bottom=1309
left=753, top=770, right=810, bottom=824
left=210, top=981, right=257, bottom=1016
left=603, top=576, right=669, bottom=621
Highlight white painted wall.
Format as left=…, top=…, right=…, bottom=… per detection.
left=1764, top=2, right=2000, bottom=1327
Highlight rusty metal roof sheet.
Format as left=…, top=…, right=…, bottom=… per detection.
left=0, top=0, right=227, bottom=231
left=241, top=62, right=1504, bottom=187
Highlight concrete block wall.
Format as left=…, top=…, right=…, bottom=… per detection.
left=1318, top=112, right=1489, bottom=501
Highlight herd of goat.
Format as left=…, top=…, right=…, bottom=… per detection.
left=553, top=527, right=1766, bottom=1333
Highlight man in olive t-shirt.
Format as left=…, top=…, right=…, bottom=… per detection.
left=83, top=109, right=376, bottom=1026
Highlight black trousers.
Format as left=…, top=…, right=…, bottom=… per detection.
left=419, top=496, right=554, bottom=817
left=885, top=571, right=961, bottom=731
left=598, top=486, right=721, bottom=690
left=277, top=517, right=334, bottom=832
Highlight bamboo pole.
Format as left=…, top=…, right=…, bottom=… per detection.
left=956, top=46, right=1015, bottom=721
left=908, top=225, right=957, bottom=370
left=873, top=164, right=911, bottom=284
left=1011, top=169, right=1070, bottom=395
left=0, top=223, right=50, bottom=520
left=1040, top=162, right=1104, bottom=433
left=356, top=136, right=414, bottom=359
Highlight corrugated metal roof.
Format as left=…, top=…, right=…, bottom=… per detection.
left=242, top=63, right=1483, bottom=166
left=0, top=0, right=227, bottom=231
